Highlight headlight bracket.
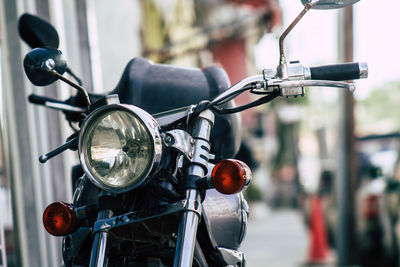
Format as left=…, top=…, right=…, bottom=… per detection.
left=163, top=130, right=195, bottom=160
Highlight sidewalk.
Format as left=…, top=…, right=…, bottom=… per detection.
left=241, top=202, right=308, bottom=267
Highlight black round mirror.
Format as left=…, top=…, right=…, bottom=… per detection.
left=23, top=48, right=67, bottom=86
left=18, top=13, right=60, bottom=49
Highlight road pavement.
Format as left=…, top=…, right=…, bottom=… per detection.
left=241, top=202, right=309, bottom=267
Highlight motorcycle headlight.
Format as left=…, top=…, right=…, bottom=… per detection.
left=78, top=104, right=162, bottom=193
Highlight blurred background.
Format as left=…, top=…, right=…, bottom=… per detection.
left=1, top=0, right=400, bottom=266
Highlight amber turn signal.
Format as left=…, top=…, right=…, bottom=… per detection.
left=43, top=202, right=78, bottom=236
left=211, top=159, right=251, bottom=194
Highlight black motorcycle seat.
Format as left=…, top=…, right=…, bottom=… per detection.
left=110, top=57, right=241, bottom=160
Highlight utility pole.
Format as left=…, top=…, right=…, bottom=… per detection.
left=337, top=5, right=358, bottom=266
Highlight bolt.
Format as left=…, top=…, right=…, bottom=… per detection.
left=189, top=152, right=194, bottom=158
left=164, top=135, right=174, bottom=145
left=190, top=138, right=195, bottom=145
left=44, top=59, right=55, bottom=70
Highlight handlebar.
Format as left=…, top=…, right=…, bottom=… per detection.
left=210, top=75, right=264, bottom=106
left=28, top=93, right=87, bottom=113
left=28, top=92, right=105, bottom=122
left=28, top=60, right=368, bottom=126
left=29, top=94, right=64, bottom=105
left=309, top=62, right=368, bottom=81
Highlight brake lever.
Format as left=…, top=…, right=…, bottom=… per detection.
left=251, top=79, right=355, bottom=97
left=276, top=80, right=356, bottom=92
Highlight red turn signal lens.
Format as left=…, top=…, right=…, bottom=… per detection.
left=211, top=159, right=251, bottom=194
left=43, top=202, right=78, bottom=236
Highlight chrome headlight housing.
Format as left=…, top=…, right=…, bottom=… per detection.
left=78, top=104, right=162, bottom=193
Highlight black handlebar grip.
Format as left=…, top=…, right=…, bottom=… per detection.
left=310, top=62, right=368, bottom=81
left=28, top=94, right=65, bottom=105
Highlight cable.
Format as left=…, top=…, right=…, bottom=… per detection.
left=163, top=86, right=276, bottom=129
left=211, top=91, right=279, bottom=114
left=69, top=121, right=80, bottom=132
left=211, top=85, right=254, bottom=106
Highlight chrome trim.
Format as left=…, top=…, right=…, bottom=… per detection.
left=192, top=110, right=214, bottom=140
left=45, top=102, right=87, bottom=112
left=187, top=110, right=215, bottom=176
left=277, top=80, right=356, bottom=92
left=287, top=61, right=308, bottom=81
left=303, top=0, right=360, bottom=10
left=154, top=105, right=196, bottom=127
left=280, top=87, right=305, bottom=97
left=263, top=68, right=275, bottom=80
left=191, top=139, right=209, bottom=167
left=164, top=129, right=194, bottom=160
left=72, top=177, right=85, bottom=204
left=89, top=232, right=109, bottom=267
left=238, top=192, right=249, bottom=244
left=174, top=112, right=214, bottom=266
left=359, top=62, right=368, bottom=79
left=197, top=109, right=215, bottom=123
left=278, top=61, right=289, bottom=80
left=89, top=208, right=114, bottom=267
left=217, top=247, right=245, bottom=266
left=102, top=94, right=120, bottom=105
left=78, top=104, right=162, bottom=193
left=163, top=128, right=213, bottom=169
left=173, top=189, right=202, bottom=267
left=211, top=75, right=264, bottom=106
left=205, top=163, right=216, bottom=189
left=184, top=190, right=202, bottom=215
left=303, top=66, right=311, bottom=80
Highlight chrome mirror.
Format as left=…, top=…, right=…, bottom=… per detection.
left=301, top=0, right=360, bottom=9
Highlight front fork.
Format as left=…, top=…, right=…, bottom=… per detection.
left=173, top=189, right=202, bottom=266
left=89, top=192, right=115, bottom=267
left=173, top=110, right=215, bottom=267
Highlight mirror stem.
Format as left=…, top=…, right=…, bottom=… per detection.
left=279, top=1, right=313, bottom=65
left=66, top=67, right=83, bottom=86
left=49, top=69, right=91, bottom=106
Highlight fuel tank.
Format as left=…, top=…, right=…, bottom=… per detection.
left=202, top=189, right=249, bottom=250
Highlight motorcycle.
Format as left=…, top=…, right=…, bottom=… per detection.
left=17, top=0, right=367, bottom=266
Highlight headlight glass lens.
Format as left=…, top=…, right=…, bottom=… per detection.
left=82, top=110, right=154, bottom=189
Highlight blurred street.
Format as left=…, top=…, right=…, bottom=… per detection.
left=2, top=1, right=400, bottom=266
left=241, top=203, right=308, bottom=267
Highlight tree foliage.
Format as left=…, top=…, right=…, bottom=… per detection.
left=357, top=81, right=400, bottom=133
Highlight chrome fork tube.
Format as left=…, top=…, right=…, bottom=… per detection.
left=89, top=192, right=115, bottom=267
left=174, top=110, right=214, bottom=267
left=174, top=189, right=202, bottom=267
